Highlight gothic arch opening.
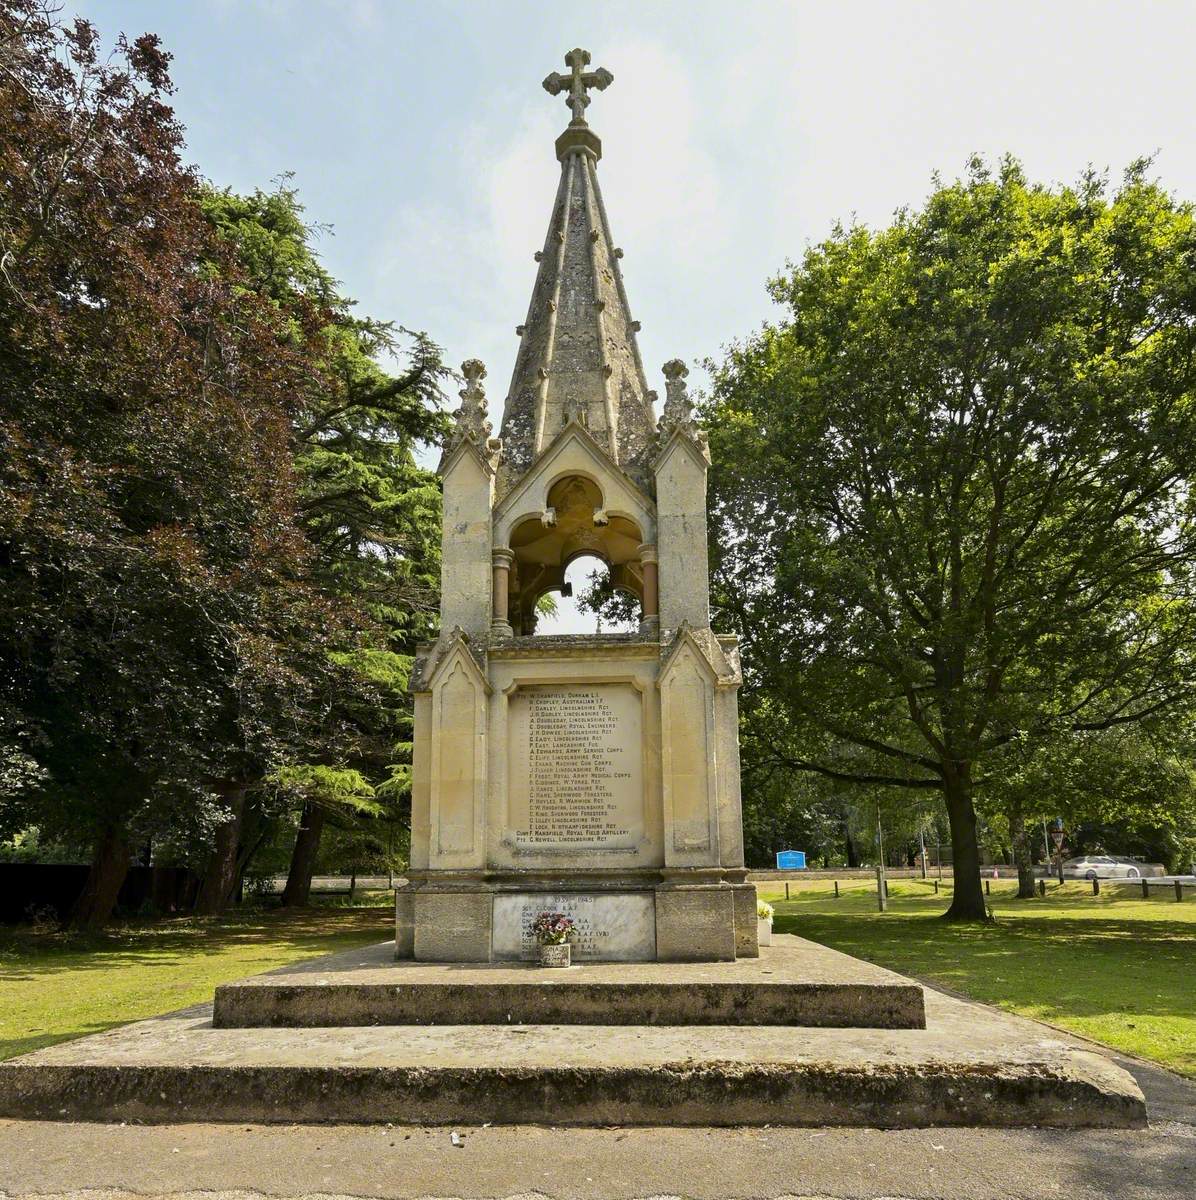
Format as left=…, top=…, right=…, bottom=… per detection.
left=533, top=552, right=640, bottom=635
left=501, top=472, right=649, bottom=636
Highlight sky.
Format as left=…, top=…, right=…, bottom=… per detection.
left=79, top=0, right=1196, bottom=629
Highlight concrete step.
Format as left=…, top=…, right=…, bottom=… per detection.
left=0, top=1005, right=1143, bottom=1129
left=212, top=939, right=926, bottom=1029
left=0, top=939, right=1146, bottom=1130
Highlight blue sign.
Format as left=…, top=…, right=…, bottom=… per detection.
left=776, top=850, right=807, bottom=870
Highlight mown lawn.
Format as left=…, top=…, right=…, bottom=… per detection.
left=0, top=897, right=394, bottom=1060
left=758, top=877, right=1196, bottom=1078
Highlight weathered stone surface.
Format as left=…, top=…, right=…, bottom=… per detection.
left=655, top=886, right=737, bottom=962
left=496, top=118, right=656, bottom=500
left=393, top=890, right=414, bottom=959
left=215, top=937, right=920, bottom=1028
left=730, top=882, right=760, bottom=958
left=412, top=892, right=491, bottom=962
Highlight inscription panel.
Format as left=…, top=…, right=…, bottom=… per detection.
left=507, top=683, right=643, bottom=854
left=491, top=892, right=657, bottom=961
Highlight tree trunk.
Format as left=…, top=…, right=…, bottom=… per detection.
left=1009, top=796, right=1037, bottom=899
left=281, top=803, right=325, bottom=907
left=844, top=819, right=860, bottom=868
left=194, top=781, right=247, bottom=916
left=941, top=764, right=991, bottom=921
left=70, top=825, right=131, bottom=930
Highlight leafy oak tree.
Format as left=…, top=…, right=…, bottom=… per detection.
left=983, top=724, right=1196, bottom=895
left=706, top=157, right=1196, bottom=920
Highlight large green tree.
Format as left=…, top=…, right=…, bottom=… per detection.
left=706, top=157, right=1196, bottom=920
left=197, top=184, right=447, bottom=907
left=0, top=2, right=367, bottom=925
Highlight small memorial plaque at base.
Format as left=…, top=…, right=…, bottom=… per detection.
left=492, top=893, right=656, bottom=962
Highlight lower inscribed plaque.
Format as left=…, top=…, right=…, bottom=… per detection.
left=491, top=892, right=657, bottom=961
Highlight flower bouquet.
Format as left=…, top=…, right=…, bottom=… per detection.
left=532, top=911, right=575, bottom=967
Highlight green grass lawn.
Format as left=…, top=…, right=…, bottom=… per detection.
left=758, top=878, right=1196, bottom=1078
left=0, top=897, right=394, bottom=1060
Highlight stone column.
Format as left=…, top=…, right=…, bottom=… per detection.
left=491, top=547, right=515, bottom=637
left=638, top=543, right=659, bottom=636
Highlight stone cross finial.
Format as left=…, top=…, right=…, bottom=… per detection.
left=543, top=48, right=613, bottom=126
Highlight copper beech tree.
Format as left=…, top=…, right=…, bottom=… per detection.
left=707, top=158, right=1196, bottom=920
left=0, top=2, right=390, bottom=925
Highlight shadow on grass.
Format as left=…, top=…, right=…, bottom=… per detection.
left=0, top=903, right=397, bottom=1061
left=773, top=892, right=1196, bottom=1024
left=0, top=904, right=394, bottom=981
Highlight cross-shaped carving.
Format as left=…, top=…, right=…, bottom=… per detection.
left=543, top=48, right=613, bottom=126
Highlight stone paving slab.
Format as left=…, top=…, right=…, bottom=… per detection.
left=0, top=1116, right=1192, bottom=1200
left=212, top=937, right=926, bottom=1029
left=0, top=938, right=1145, bottom=1129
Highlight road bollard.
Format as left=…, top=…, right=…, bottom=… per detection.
left=1142, top=878, right=1149, bottom=899
left=1092, top=877, right=1100, bottom=896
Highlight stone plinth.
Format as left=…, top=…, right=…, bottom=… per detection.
left=212, top=938, right=926, bottom=1029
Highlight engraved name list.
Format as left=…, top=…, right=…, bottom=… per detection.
left=508, top=683, right=642, bottom=852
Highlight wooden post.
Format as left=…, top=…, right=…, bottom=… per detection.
left=1092, top=877, right=1100, bottom=896
left=1141, top=877, right=1149, bottom=899
left=875, top=803, right=888, bottom=909
left=785, top=882, right=790, bottom=901
left=985, top=878, right=990, bottom=896
left=834, top=880, right=840, bottom=899
left=1177, top=879, right=1185, bottom=902
left=933, top=879, right=939, bottom=894
left=1037, top=879, right=1046, bottom=897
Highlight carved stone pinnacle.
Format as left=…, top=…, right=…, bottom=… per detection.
left=658, top=359, right=709, bottom=458
left=449, top=359, right=497, bottom=460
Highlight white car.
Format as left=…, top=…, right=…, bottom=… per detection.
left=1060, top=855, right=1145, bottom=880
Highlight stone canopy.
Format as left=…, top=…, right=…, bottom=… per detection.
left=399, top=48, right=755, bottom=964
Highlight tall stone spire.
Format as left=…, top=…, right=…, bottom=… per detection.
left=496, top=48, right=657, bottom=497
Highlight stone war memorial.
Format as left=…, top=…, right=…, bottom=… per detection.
left=397, top=46, right=755, bottom=965
left=0, top=50, right=1148, bottom=1133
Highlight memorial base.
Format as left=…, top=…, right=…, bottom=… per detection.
left=396, top=869, right=756, bottom=963
left=1, top=937, right=1146, bottom=1129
